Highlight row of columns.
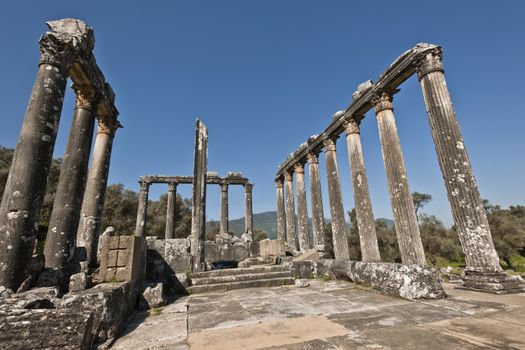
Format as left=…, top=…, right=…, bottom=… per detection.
left=134, top=181, right=254, bottom=238
left=276, top=47, right=504, bottom=276
left=0, top=22, right=120, bottom=290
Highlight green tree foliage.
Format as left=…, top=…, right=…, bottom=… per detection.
left=376, top=219, right=401, bottom=263
left=412, top=192, right=432, bottom=218
left=100, top=184, right=139, bottom=235
left=323, top=223, right=334, bottom=259
left=347, top=209, right=361, bottom=261
left=252, top=229, right=268, bottom=241
left=419, top=214, right=463, bottom=265
left=484, top=201, right=525, bottom=269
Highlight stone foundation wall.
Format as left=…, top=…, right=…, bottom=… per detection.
left=285, top=259, right=446, bottom=299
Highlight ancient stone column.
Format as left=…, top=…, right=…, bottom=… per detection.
left=344, top=120, right=381, bottom=262
left=165, top=182, right=178, bottom=239
left=307, top=152, right=325, bottom=252
left=44, top=86, right=98, bottom=269
left=275, top=178, right=287, bottom=248
left=323, top=138, right=350, bottom=260
left=294, top=163, right=310, bottom=252
left=76, top=116, right=119, bottom=268
left=190, top=119, right=208, bottom=271
left=244, top=183, right=253, bottom=234
left=134, top=181, right=150, bottom=238
left=374, top=90, right=426, bottom=265
left=219, top=183, right=229, bottom=234
left=284, top=172, right=298, bottom=251
left=415, top=48, right=521, bottom=291
left=0, top=31, right=76, bottom=290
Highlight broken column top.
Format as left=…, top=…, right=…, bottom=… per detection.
left=46, top=18, right=94, bottom=51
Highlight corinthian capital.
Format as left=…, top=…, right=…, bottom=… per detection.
left=293, top=162, right=305, bottom=174
left=38, top=33, right=75, bottom=72
left=97, top=115, right=122, bottom=136
left=284, top=172, right=293, bottom=181
left=72, top=84, right=98, bottom=110
left=323, top=138, right=337, bottom=152
left=414, top=47, right=444, bottom=80
left=372, top=88, right=398, bottom=114
left=344, top=119, right=360, bottom=136
left=306, top=152, right=319, bottom=165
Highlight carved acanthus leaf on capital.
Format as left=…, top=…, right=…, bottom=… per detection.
left=306, top=152, right=319, bottom=165
left=372, top=88, right=399, bottom=114
left=413, top=47, right=444, bottom=80
left=344, top=119, right=360, bottom=136
left=244, top=183, right=253, bottom=193
left=323, top=138, right=337, bottom=152
left=139, top=181, right=150, bottom=192
left=168, top=182, right=178, bottom=192
left=275, top=178, right=284, bottom=188
left=38, top=33, right=76, bottom=72
left=220, top=183, right=229, bottom=192
left=72, top=84, right=98, bottom=110
left=97, top=115, right=122, bottom=136
left=284, top=172, right=293, bottom=181
left=293, top=162, right=305, bottom=174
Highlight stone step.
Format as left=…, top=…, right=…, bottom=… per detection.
left=189, top=277, right=295, bottom=294
left=190, top=265, right=288, bottom=278
left=191, top=271, right=292, bottom=286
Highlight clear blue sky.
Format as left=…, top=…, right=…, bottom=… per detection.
left=1, top=1, right=524, bottom=229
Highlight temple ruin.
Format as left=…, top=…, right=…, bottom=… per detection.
left=275, top=43, right=525, bottom=294
left=0, top=17, right=524, bottom=350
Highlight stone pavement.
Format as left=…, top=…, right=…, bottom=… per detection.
left=111, top=280, right=525, bottom=349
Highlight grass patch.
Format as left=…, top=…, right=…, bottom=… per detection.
left=150, top=307, right=163, bottom=316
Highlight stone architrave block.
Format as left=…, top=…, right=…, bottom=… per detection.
left=259, top=239, right=285, bottom=257
left=100, top=235, right=145, bottom=282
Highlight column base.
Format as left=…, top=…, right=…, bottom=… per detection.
left=456, top=270, right=525, bottom=294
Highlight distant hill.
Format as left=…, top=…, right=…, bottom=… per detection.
left=206, top=211, right=394, bottom=239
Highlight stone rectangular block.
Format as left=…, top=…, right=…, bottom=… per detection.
left=100, top=235, right=145, bottom=283
left=259, top=239, right=285, bottom=257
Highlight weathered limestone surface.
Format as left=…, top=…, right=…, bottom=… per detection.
left=344, top=120, right=380, bottom=262
left=0, top=26, right=78, bottom=290
left=77, top=117, right=119, bottom=268
left=284, top=172, right=298, bottom=251
left=244, top=183, right=253, bottom=234
left=134, top=181, right=150, bottom=238
left=219, top=183, right=229, bottom=234
left=99, top=235, right=145, bottom=283
left=259, top=239, right=286, bottom=257
left=191, top=120, right=208, bottom=271
left=165, top=183, right=177, bottom=239
left=204, top=242, right=250, bottom=262
left=329, top=260, right=446, bottom=299
left=294, top=163, right=310, bottom=252
left=307, top=152, right=325, bottom=252
left=323, top=137, right=350, bottom=260
left=0, top=309, right=94, bottom=350
left=275, top=178, right=287, bottom=249
left=374, top=91, right=426, bottom=265
left=44, top=88, right=97, bottom=270
left=415, top=50, right=510, bottom=280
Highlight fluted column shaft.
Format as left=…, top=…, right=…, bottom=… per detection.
left=44, top=87, right=97, bottom=269
left=374, top=91, right=426, bottom=265
left=344, top=120, right=381, bottom=262
left=307, top=152, right=325, bottom=251
left=219, top=183, right=229, bottom=234
left=284, top=172, right=298, bottom=251
left=323, top=138, right=350, bottom=260
left=294, top=163, right=310, bottom=251
left=190, top=120, right=208, bottom=271
left=0, top=35, right=74, bottom=290
left=76, top=117, right=118, bottom=268
left=275, top=178, right=287, bottom=248
left=244, top=183, right=253, bottom=234
left=165, top=183, right=178, bottom=239
left=135, top=181, right=150, bottom=238
left=416, top=50, right=501, bottom=272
